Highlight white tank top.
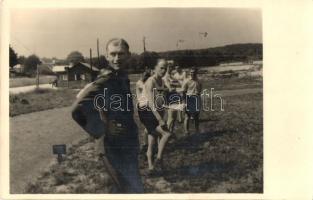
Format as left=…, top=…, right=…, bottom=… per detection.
left=136, top=80, right=149, bottom=107
left=145, top=76, right=167, bottom=109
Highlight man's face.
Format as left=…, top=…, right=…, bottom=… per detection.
left=190, top=70, right=197, bottom=79
left=175, top=66, right=181, bottom=73
left=155, top=60, right=167, bottom=77
left=106, top=43, right=130, bottom=70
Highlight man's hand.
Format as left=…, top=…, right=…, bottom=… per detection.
left=95, top=135, right=105, bottom=157
left=158, top=119, right=166, bottom=128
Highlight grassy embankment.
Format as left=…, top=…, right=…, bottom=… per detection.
left=10, top=75, right=57, bottom=88
left=10, top=88, right=78, bottom=117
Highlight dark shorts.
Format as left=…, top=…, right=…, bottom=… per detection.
left=185, top=95, right=201, bottom=117
left=138, top=108, right=159, bottom=134
left=166, top=91, right=183, bottom=105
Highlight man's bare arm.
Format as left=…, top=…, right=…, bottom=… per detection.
left=145, top=79, right=164, bottom=122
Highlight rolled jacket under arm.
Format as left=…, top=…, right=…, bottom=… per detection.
left=71, top=71, right=112, bottom=139
left=71, top=69, right=138, bottom=139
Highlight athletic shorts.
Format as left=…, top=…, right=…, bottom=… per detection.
left=166, top=91, right=183, bottom=104
left=185, top=95, right=201, bottom=117
left=138, top=107, right=159, bottom=134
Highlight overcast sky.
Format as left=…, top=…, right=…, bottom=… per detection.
left=10, top=8, right=262, bottom=59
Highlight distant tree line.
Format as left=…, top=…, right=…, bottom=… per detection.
left=124, top=43, right=262, bottom=73
left=10, top=46, right=42, bottom=76
left=9, top=43, right=262, bottom=76
left=158, top=43, right=263, bottom=68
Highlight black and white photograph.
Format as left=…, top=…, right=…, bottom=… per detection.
left=6, top=7, right=264, bottom=194
left=3, top=0, right=313, bottom=199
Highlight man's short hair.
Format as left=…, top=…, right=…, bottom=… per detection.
left=190, top=67, right=198, bottom=73
left=106, top=38, right=129, bottom=52
left=155, top=58, right=167, bottom=68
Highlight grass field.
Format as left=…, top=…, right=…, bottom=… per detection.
left=10, top=107, right=88, bottom=193
left=198, top=76, right=262, bottom=90
left=140, top=79, right=263, bottom=193
left=19, top=75, right=263, bottom=193
left=10, top=75, right=57, bottom=88
left=24, top=91, right=262, bottom=193
left=9, top=88, right=78, bottom=117
left=9, top=72, right=263, bottom=193
left=9, top=75, right=262, bottom=117
left=148, top=92, right=263, bottom=193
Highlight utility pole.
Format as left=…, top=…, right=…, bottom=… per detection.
left=97, top=38, right=100, bottom=67
left=90, top=48, right=93, bottom=81
left=34, top=42, right=39, bottom=89
left=143, top=36, right=146, bottom=52
left=176, top=39, right=184, bottom=50
left=36, top=63, right=39, bottom=88
left=65, top=66, right=69, bottom=88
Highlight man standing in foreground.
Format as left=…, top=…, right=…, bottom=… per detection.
left=71, top=38, right=144, bottom=193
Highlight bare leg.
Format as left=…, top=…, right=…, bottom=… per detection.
left=155, top=126, right=171, bottom=160
left=177, top=110, right=182, bottom=123
left=143, top=128, right=148, bottom=146
left=167, top=109, right=177, bottom=133
left=184, top=113, right=190, bottom=135
left=194, top=114, right=200, bottom=133
left=146, top=134, right=156, bottom=170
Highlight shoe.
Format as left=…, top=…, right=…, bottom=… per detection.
left=140, top=145, right=148, bottom=154
left=145, top=168, right=157, bottom=177
left=169, top=133, right=177, bottom=143
left=184, top=132, right=190, bottom=136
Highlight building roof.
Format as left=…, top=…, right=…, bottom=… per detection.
left=13, top=64, right=23, bottom=69
left=52, top=65, right=68, bottom=73
left=70, top=62, right=99, bottom=71
left=252, top=60, right=263, bottom=65
left=52, top=62, right=99, bottom=73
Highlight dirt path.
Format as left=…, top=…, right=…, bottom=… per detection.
left=9, top=84, right=57, bottom=94
left=10, top=106, right=88, bottom=193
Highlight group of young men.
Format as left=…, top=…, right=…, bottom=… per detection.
left=71, top=38, right=202, bottom=193
left=135, top=59, right=202, bottom=175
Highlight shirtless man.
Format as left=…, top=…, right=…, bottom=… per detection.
left=173, top=65, right=187, bottom=86
left=163, top=64, right=184, bottom=133
left=173, top=65, right=188, bottom=123
left=183, top=67, right=202, bottom=135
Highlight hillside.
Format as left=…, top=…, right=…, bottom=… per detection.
left=157, top=43, right=262, bottom=67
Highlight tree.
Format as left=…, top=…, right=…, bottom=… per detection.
left=24, top=54, right=42, bottom=75
left=67, top=51, right=84, bottom=64
left=140, top=51, right=159, bottom=69
left=125, top=53, right=142, bottom=73
left=98, top=55, right=108, bottom=69
left=41, top=57, right=53, bottom=64
left=18, top=55, right=26, bottom=65
left=9, top=46, right=18, bottom=68
left=86, top=55, right=108, bottom=69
